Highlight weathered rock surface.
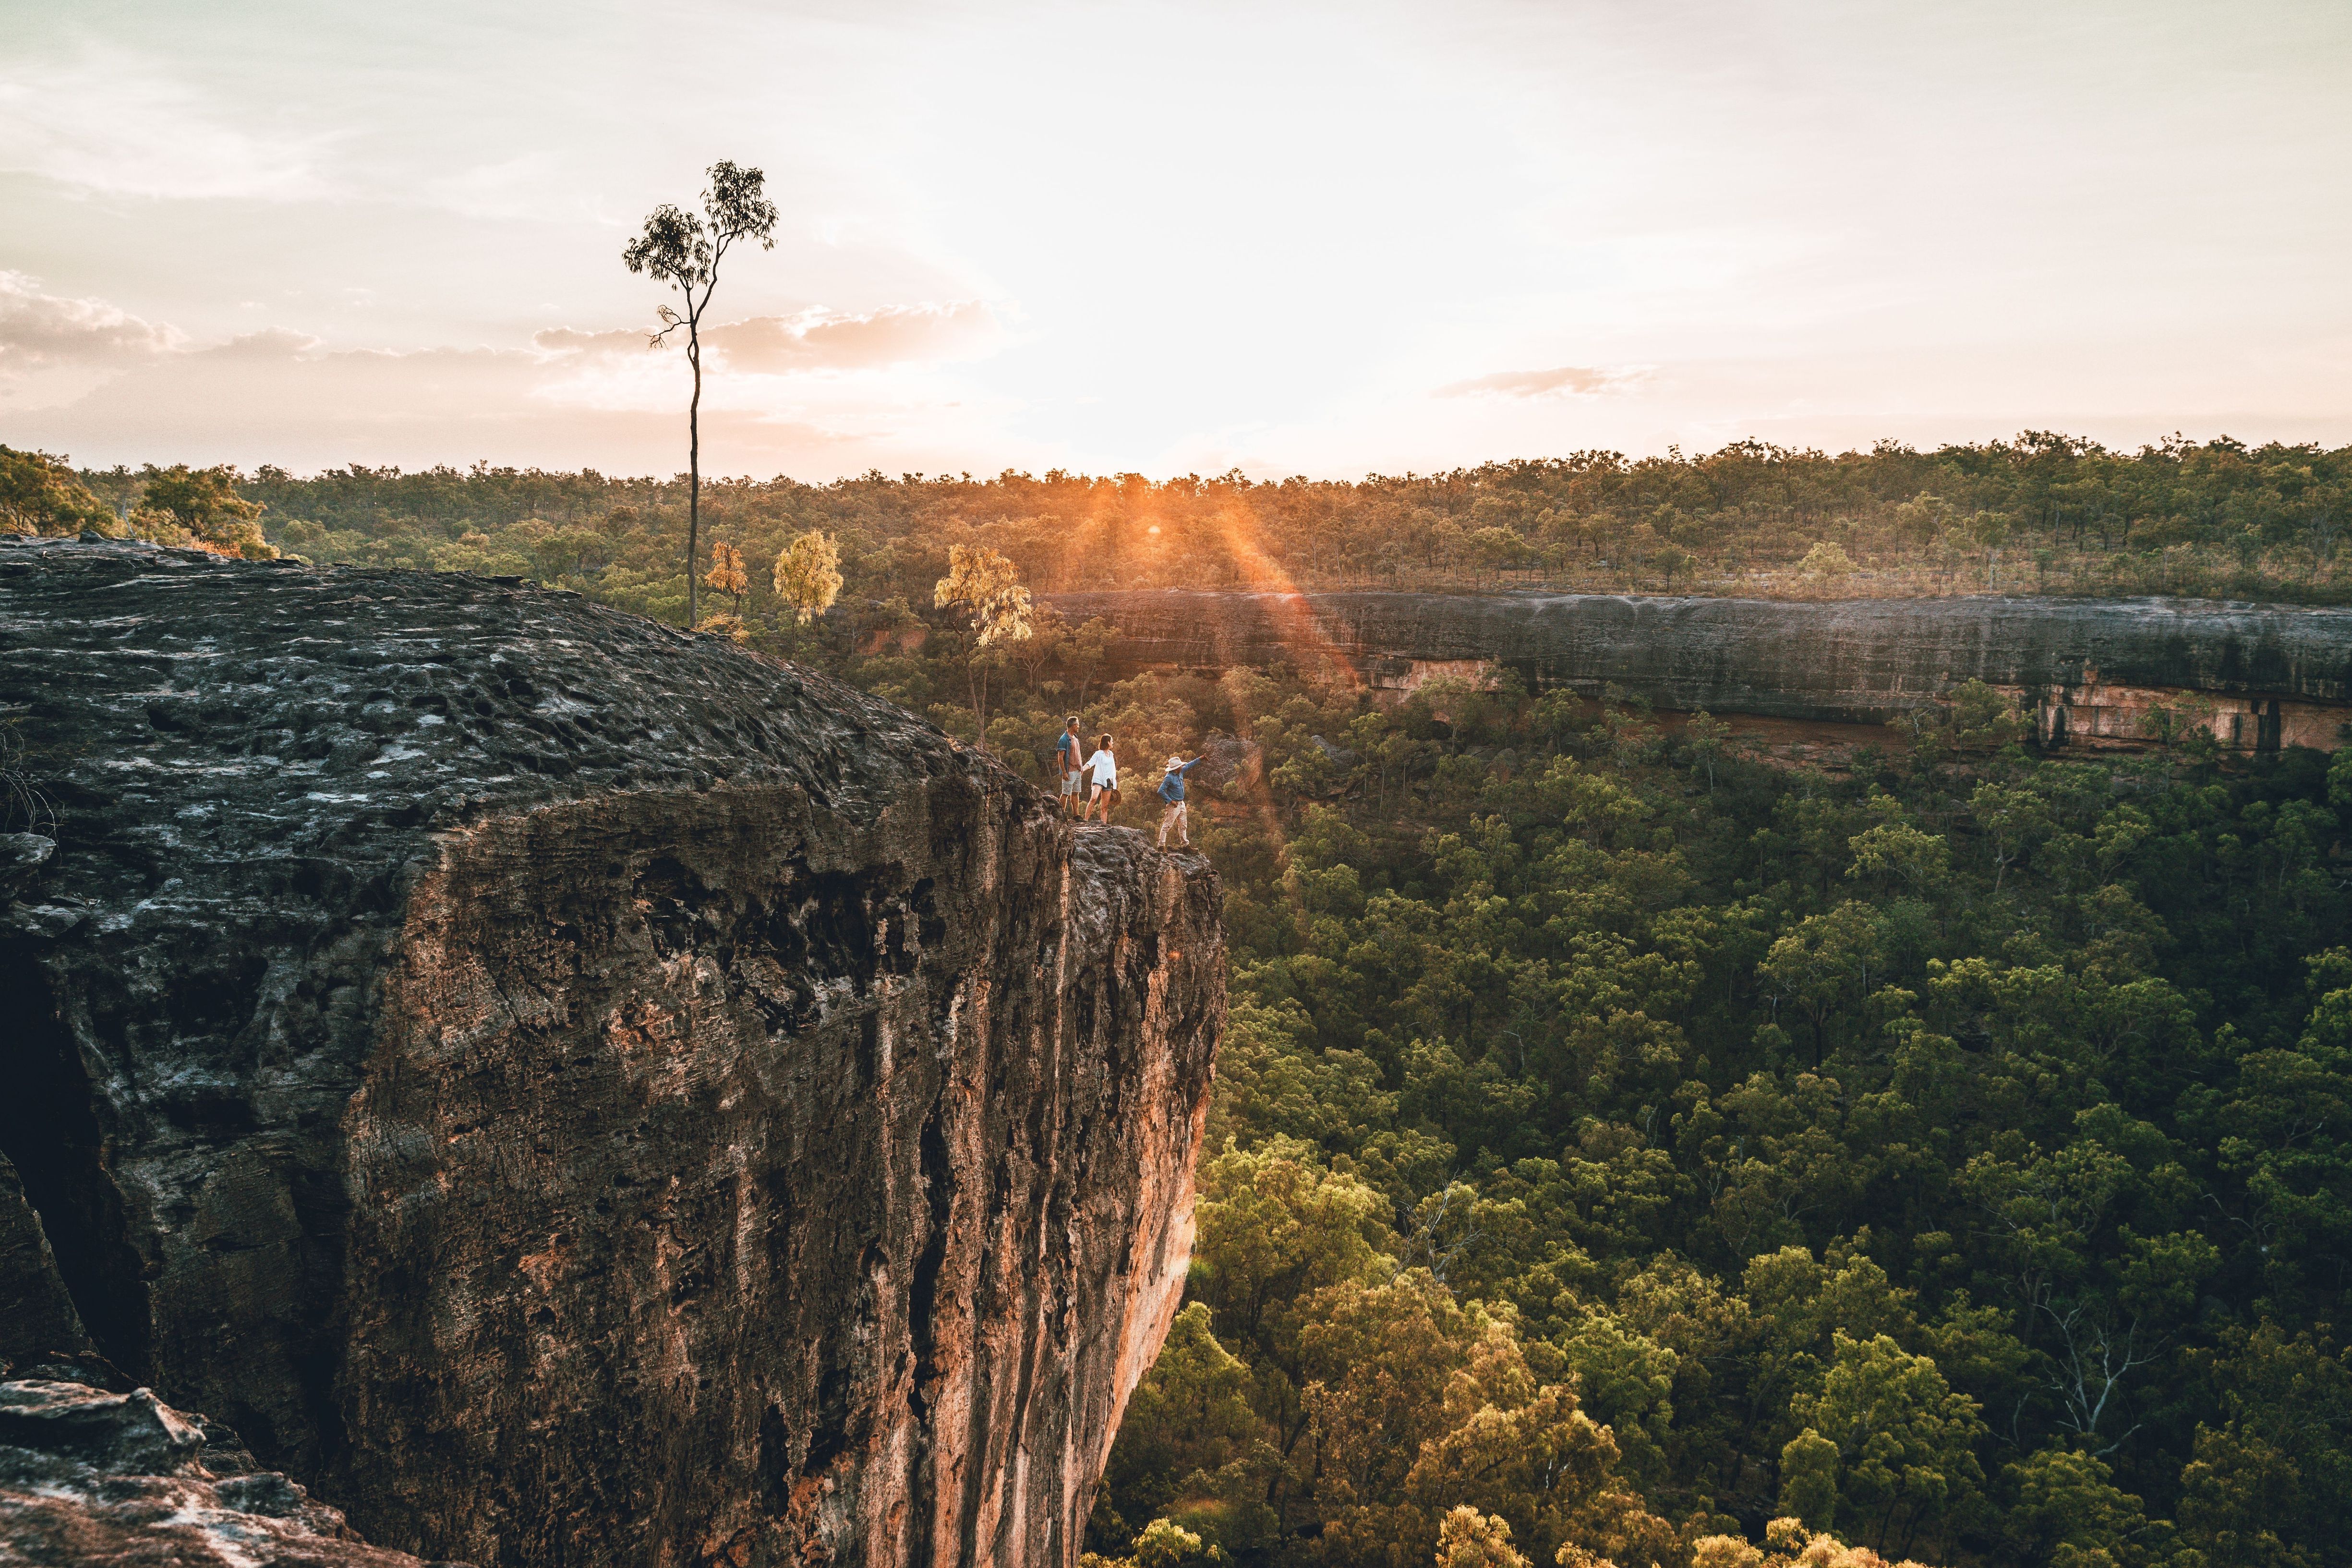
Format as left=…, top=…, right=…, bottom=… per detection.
left=0, top=538, right=1223, bottom=1567
left=1046, top=588, right=2352, bottom=749
left=1191, top=734, right=1262, bottom=794
left=0, top=1376, right=458, bottom=1566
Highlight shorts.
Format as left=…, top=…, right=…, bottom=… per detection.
left=1060, top=773, right=1082, bottom=796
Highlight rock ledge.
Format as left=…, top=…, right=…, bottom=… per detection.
left=0, top=539, right=1223, bottom=1567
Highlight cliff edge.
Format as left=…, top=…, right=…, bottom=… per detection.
left=0, top=537, right=1223, bottom=1567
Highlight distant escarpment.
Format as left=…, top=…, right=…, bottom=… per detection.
left=1046, top=588, right=2352, bottom=750
left=0, top=538, right=1223, bottom=1567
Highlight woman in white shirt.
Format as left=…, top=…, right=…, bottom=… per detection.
left=1083, top=733, right=1118, bottom=823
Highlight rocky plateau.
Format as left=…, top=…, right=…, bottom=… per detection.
left=0, top=537, right=1224, bottom=1567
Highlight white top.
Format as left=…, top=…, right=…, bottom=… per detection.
left=1086, top=748, right=1118, bottom=787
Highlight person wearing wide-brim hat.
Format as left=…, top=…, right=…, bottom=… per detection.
left=1157, top=751, right=1205, bottom=846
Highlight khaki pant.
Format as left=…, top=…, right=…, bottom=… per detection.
left=1158, top=798, right=1189, bottom=845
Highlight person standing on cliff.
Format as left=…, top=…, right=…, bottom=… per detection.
left=1157, top=753, right=1204, bottom=847
left=1056, top=715, right=1086, bottom=817
left=1083, top=733, right=1119, bottom=823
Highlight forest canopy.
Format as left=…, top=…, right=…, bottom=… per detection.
left=1050, top=657, right=2352, bottom=1568
left=12, top=434, right=2352, bottom=1566
left=11, top=430, right=2350, bottom=621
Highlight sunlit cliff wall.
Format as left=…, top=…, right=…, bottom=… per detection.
left=0, top=539, right=1223, bottom=1568
left=1046, top=589, right=2352, bottom=751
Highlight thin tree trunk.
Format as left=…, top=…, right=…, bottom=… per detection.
left=688, top=333, right=702, bottom=627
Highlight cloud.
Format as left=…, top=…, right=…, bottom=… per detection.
left=0, top=55, right=332, bottom=201
left=12, top=330, right=653, bottom=464
left=12, top=310, right=1039, bottom=478
left=529, top=326, right=650, bottom=361
left=533, top=302, right=1004, bottom=375
left=710, top=302, right=1003, bottom=373
left=1433, top=364, right=1649, bottom=399
left=206, top=327, right=327, bottom=362
left=0, top=272, right=187, bottom=368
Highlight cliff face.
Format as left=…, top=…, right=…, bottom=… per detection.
left=1045, top=589, right=2352, bottom=749
left=0, top=538, right=1222, bottom=1568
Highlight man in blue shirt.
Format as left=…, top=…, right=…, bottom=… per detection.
left=1055, top=716, right=1084, bottom=817
left=1157, top=752, right=1205, bottom=847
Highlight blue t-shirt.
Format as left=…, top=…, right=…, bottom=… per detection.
left=1056, top=731, right=1080, bottom=765
left=1159, top=757, right=1202, bottom=802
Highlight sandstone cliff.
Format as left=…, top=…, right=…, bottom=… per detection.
left=0, top=538, right=1223, bottom=1568
left=1045, top=588, right=2352, bottom=750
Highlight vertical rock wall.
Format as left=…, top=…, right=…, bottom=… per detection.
left=0, top=539, right=1222, bottom=1567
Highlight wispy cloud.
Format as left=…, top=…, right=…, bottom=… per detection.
left=0, top=54, right=333, bottom=201
left=528, top=326, right=650, bottom=361
left=532, top=302, right=1005, bottom=375
left=10, top=318, right=1033, bottom=476
left=711, top=302, right=1002, bottom=373
left=1432, top=364, right=1649, bottom=399
left=4, top=282, right=1031, bottom=472
left=0, top=277, right=1008, bottom=437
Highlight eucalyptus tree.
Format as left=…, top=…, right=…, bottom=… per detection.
left=622, top=159, right=779, bottom=628
left=772, top=530, right=843, bottom=625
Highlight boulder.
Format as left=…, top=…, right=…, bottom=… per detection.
left=1308, top=735, right=1358, bottom=770
left=0, top=538, right=1224, bottom=1567
left=0, top=1377, right=458, bottom=1566
left=1191, top=732, right=1262, bottom=793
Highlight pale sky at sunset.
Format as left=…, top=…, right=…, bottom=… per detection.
left=2, top=0, right=2347, bottom=480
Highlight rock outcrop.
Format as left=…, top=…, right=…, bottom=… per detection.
left=0, top=538, right=1223, bottom=1568
left=1045, top=589, right=2352, bottom=750
left=0, top=1375, right=451, bottom=1566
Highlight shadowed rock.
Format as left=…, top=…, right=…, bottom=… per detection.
left=0, top=1377, right=460, bottom=1566
left=0, top=538, right=1223, bottom=1568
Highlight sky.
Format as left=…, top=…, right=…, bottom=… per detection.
left=1, top=0, right=2348, bottom=482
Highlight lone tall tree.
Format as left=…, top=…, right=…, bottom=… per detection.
left=623, top=160, right=779, bottom=628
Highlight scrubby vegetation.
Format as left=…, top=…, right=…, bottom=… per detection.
left=12, top=436, right=2352, bottom=1566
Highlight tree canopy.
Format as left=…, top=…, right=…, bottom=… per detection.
left=0, top=446, right=116, bottom=538
left=171, top=433, right=2352, bottom=635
